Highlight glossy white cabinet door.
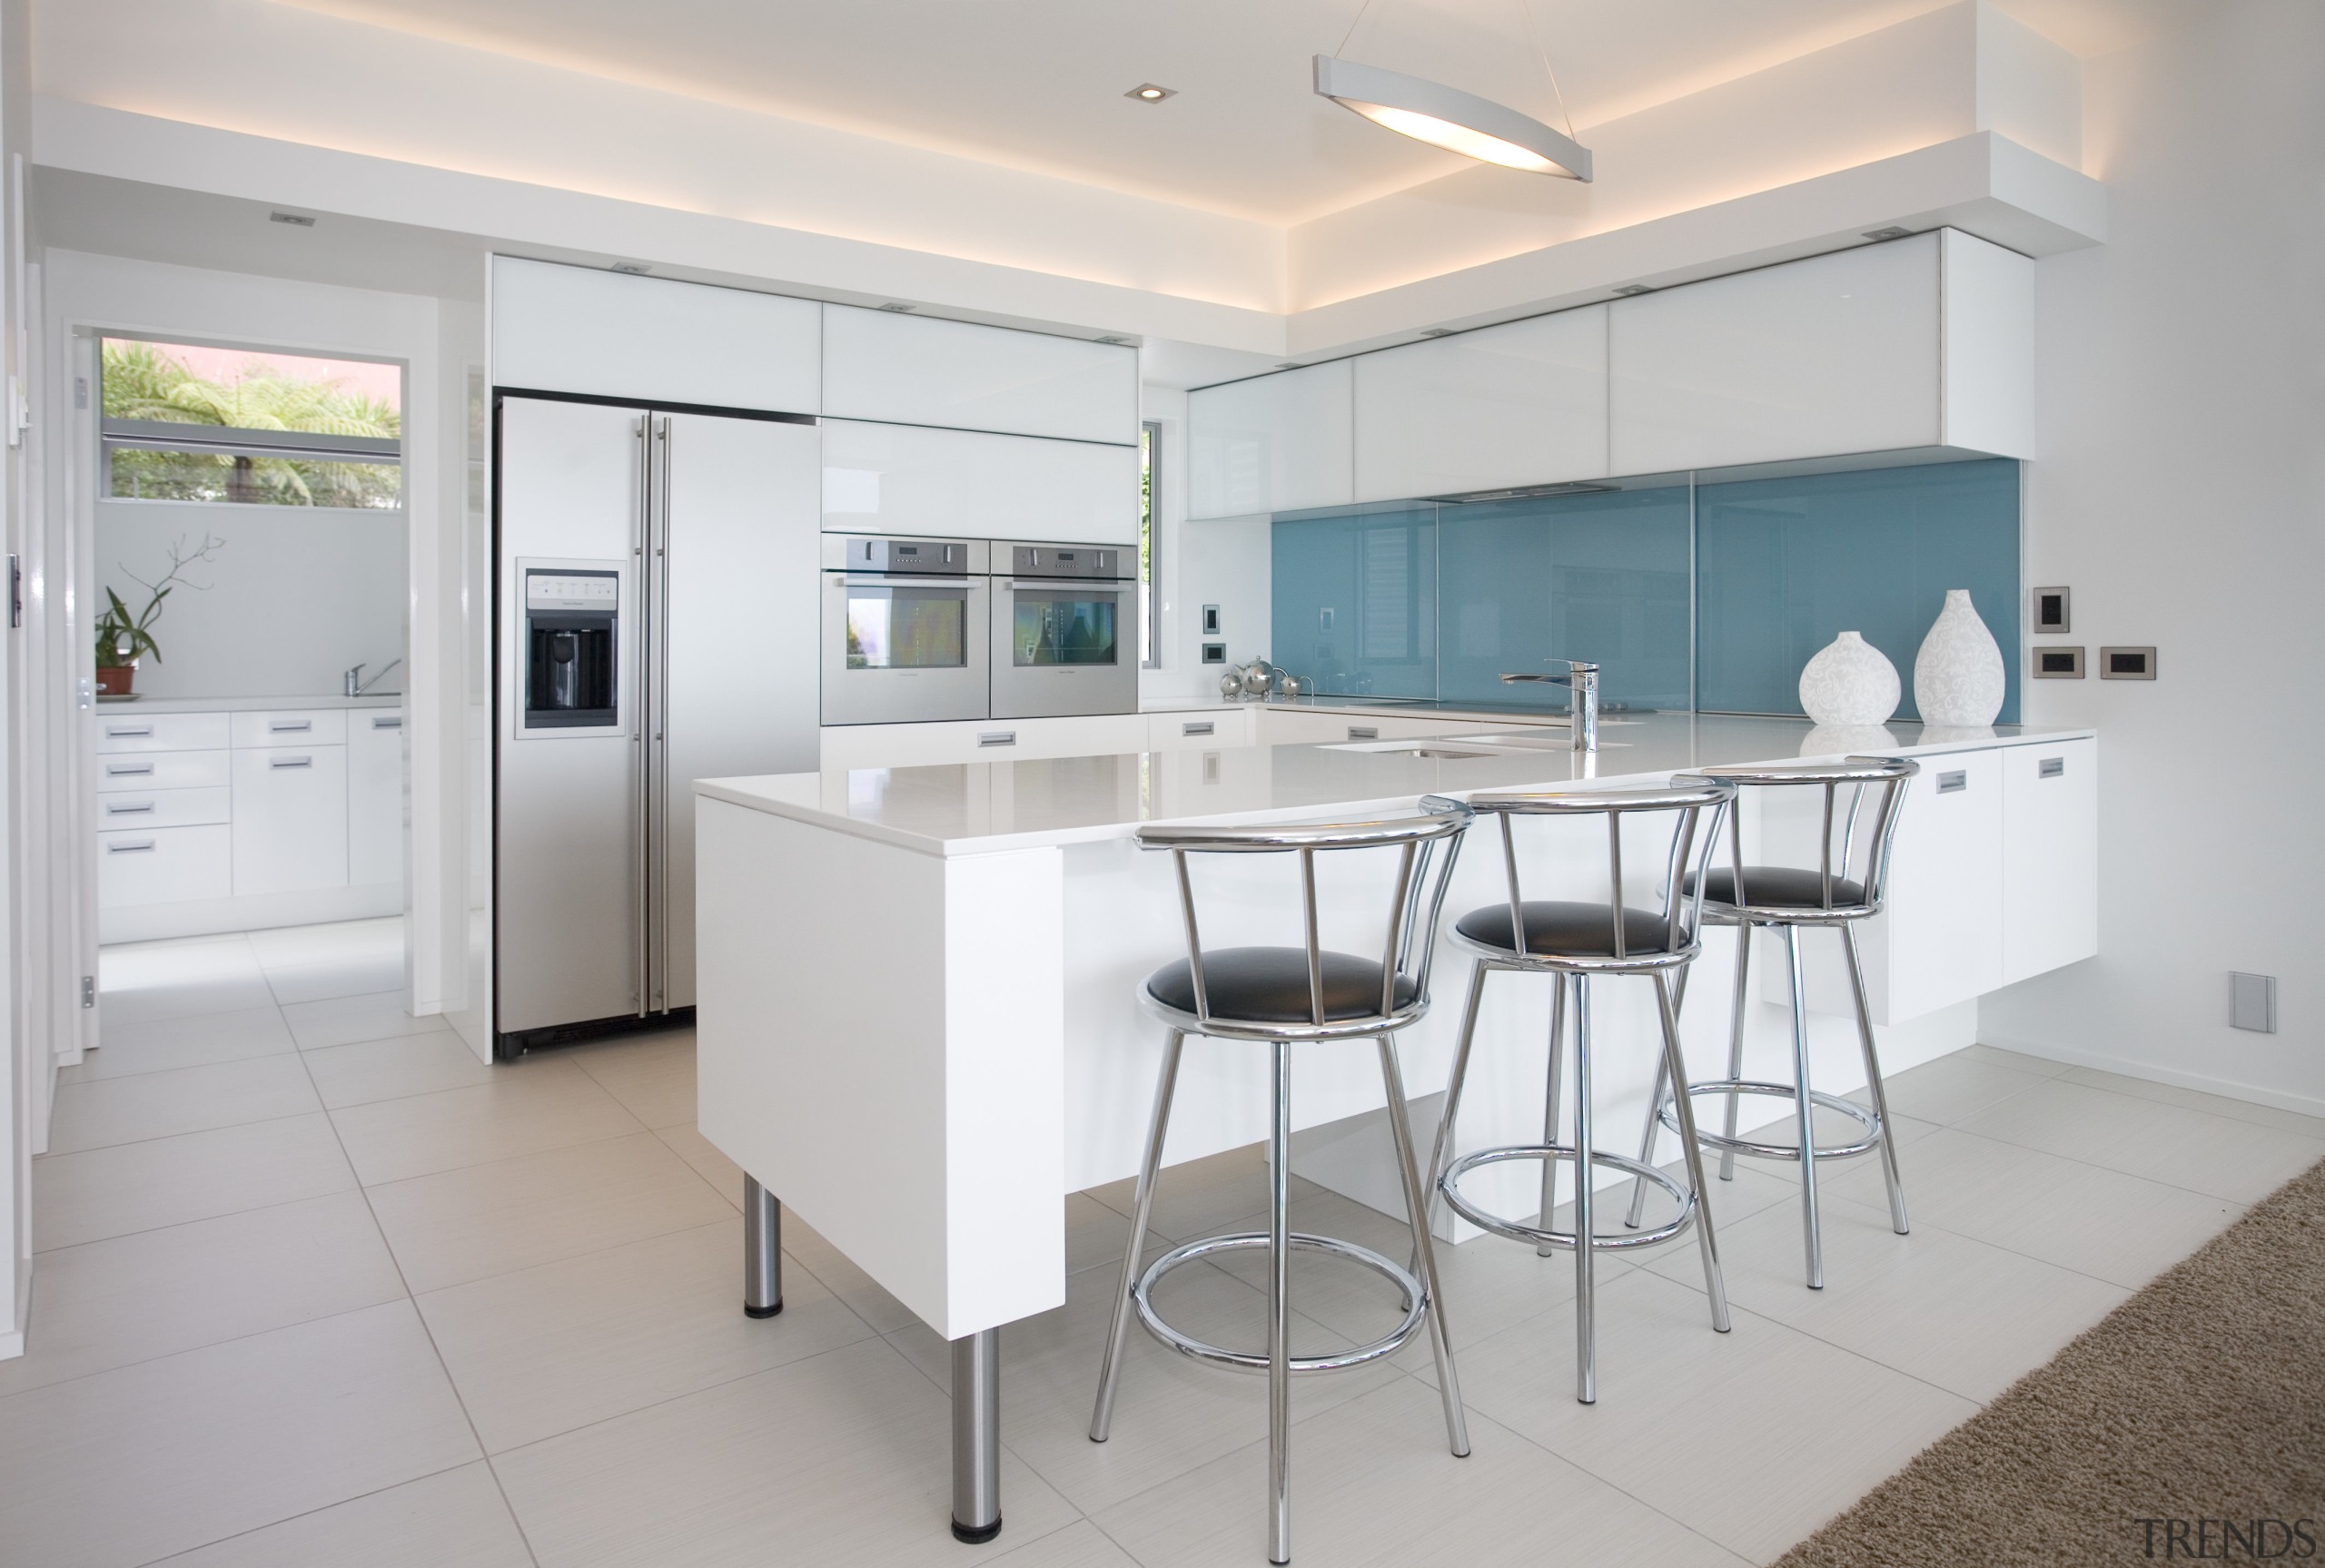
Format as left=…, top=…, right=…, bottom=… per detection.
left=97, top=750, right=230, bottom=793
left=348, top=711, right=406, bottom=888
left=1354, top=308, right=1608, bottom=501
left=2001, top=737, right=2097, bottom=983
left=821, top=305, right=1137, bottom=445
left=1609, top=234, right=1942, bottom=474
left=1188, top=361, right=1353, bottom=519
left=97, top=786, right=231, bottom=832
left=818, top=714, right=1146, bottom=769
left=232, top=708, right=348, bottom=747
left=96, top=712, right=228, bottom=753
left=1144, top=710, right=1258, bottom=750
left=100, top=825, right=232, bottom=906
left=821, top=419, right=1140, bottom=545
left=232, top=745, right=350, bottom=895
left=1941, top=229, right=2037, bottom=459
left=491, top=257, right=822, bottom=415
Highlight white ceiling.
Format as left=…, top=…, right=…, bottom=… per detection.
left=276, top=0, right=2197, bottom=225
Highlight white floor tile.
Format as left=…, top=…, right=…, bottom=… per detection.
left=1951, top=1074, right=2325, bottom=1205
left=303, top=1031, right=500, bottom=1109
left=986, top=1520, right=1142, bottom=1567
left=246, top=916, right=405, bottom=971
left=67, top=1006, right=298, bottom=1083
left=98, top=974, right=282, bottom=1029
left=652, top=1122, right=745, bottom=1208
left=0, top=1301, right=480, bottom=1568
left=328, top=1059, right=644, bottom=1186
left=97, top=932, right=262, bottom=991
left=417, top=1218, right=879, bottom=1454
left=566, top=1031, right=697, bottom=1129
left=48, top=1053, right=322, bottom=1154
left=0, top=1191, right=405, bottom=1397
left=32, top=1114, right=357, bottom=1252
left=144, top=1462, right=534, bottom=1568
left=262, top=954, right=406, bottom=1007
left=282, top=991, right=449, bottom=1050
left=1845, top=1048, right=2055, bottom=1126
left=2055, top=1065, right=2325, bottom=1139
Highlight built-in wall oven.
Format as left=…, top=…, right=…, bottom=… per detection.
left=820, top=534, right=992, bottom=725
left=990, top=541, right=1139, bottom=720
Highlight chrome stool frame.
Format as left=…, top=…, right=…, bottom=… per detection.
left=1427, top=780, right=1736, bottom=1406
left=1090, top=804, right=1473, bottom=1566
left=1626, top=755, right=1918, bottom=1290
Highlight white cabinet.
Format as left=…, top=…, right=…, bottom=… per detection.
left=1188, top=361, right=1353, bottom=519
left=1353, top=308, right=1608, bottom=502
left=98, top=749, right=229, bottom=793
left=232, top=708, right=347, bottom=747
left=231, top=745, right=349, bottom=895
left=491, top=257, right=822, bottom=415
left=97, top=712, right=229, bottom=753
left=100, top=825, right=232, bottom=907
left=820, top=714, right=1147, bottom=770
left=348, top=711, right=406, bottom=889
left=1253, top=709, right=1508, bottom=745
left=98, top=786, right=231, bottom=831
left=1145, top=709, right=1257, bottom=750
left=821, top=306, right=1137, bottom=445
left=821, top=420, right=1139, bottom=545
left=2001, top=737, right=2097, bottom=983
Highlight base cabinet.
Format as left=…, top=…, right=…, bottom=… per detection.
left=2001, top=736, right=2098, bottom=983
left=348, top=712, right=407, bottom=888
left=100, top=824, right=232, bottom=907
left=232, top=746, right=350, bottom=895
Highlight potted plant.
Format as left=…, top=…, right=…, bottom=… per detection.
left=94, top=533, right=223, bottom=696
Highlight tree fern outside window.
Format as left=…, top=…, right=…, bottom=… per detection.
left=101, top=338, right=402, bottom=509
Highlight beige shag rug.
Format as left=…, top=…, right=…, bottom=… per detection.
left=1776, top=1155, right=2325, bottom=1567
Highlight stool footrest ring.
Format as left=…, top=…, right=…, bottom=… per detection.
left=1440, top=1146, right=1696, bottom=1252
left=1132, top=1233, right=1426, bottom=1375
left=1662, top=1080, right=1884, bottom=1161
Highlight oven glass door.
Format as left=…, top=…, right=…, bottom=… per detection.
left=1009, top=586, right=1123, bottom=667
left=846, top=582, right=968, bottom=670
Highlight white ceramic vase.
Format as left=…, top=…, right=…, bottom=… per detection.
left=1797, top=630, right=1900, bottom=726
left=1914, top=589, right=2005, bottom=726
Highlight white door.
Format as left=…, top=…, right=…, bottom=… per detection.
left=2001, top=738, right=2098, bottom=983
left=348, top=710, right=406, bottom=889
left=232, top=746, right=351, bottom=895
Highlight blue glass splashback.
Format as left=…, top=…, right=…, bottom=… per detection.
left=1695, top=459, right=2020, bottom=724
left=1268, top=459, right=2019, bottom=722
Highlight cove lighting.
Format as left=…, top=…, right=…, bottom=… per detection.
left=1312, top=54, right=1590, bottom=181
left=1125, top=84, right=1176, bottom=103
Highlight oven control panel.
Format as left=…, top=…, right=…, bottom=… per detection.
left=1006, top=543, right=1127, bottom=580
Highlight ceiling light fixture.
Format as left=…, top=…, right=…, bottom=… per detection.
left=268, top=212, right=315, bottom=227
left=1862, top=225, right=1913, bottom=241
left=1126, top=84, right=1175, bottom=103
left=1312, top=1, right=1589, bottom=180
left=1420, top=328, right=1457, bottom=338
left=1612, top=283, right=1653, bottom=296
left=876, top=301, right=917, bottom=312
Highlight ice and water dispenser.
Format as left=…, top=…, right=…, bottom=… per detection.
left=521, top=566, right=620, bottom=731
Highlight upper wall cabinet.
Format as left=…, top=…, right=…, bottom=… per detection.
left=1188, top=360, right=1352, bottom=519
left=821, top=419, right=1140, bottom=546
left=1608, top=231, right=2033, bottom=473
left=1353, top=307, right=1608, bottom=501
left=491, top=258, right=821, bottom=415
left=822, top=307, right=1138, bottom=446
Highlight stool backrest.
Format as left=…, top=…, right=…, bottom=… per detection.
left=1134, top=803, right=1473, bottom=1029
left=1459, top=778, right=1736, bottom=961
left=1696, top=754, right=1918, bottom=914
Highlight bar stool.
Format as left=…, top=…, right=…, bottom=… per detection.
left=1427, top=780, right=1736, bottom=1405
left=1090, top=804, right=1474, bottom=1566
left=1627, top=756, right=1918, bottom=1291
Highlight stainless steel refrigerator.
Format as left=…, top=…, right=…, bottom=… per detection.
left=494, top=393, right=819, bottom=1053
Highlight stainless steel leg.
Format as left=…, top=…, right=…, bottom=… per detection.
left=1537, top=972, right=1567, bottom=1257
left=1377, top=1035, right=1470, bottom=1458
left=1417, top=963, right=1489, bottom=1260
left=1719, top=922, right=1753, bottom=1182
left=1843, top=924, right=1911, bottom=1236
left=951, top=1328, right=1002, bottom=1543
left=1090, top=1029, right=1185, bottom=1443
left=742, top=1175, right=782, bottom=1318
left=1268, top=1039, right=1293, bottom=1565
left=1570, top=973, right=1597, bottom=1405
left=1784, top=924, right=1825, bottom=1290
left=1622, top=1046, right=1668, bottom=1231
left=1656, top=970, right=1731, bottom=1333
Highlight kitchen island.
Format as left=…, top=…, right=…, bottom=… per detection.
left=693, top=710, right=2098, bottom=1542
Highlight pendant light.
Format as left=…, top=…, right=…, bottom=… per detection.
left=1313, top=0, right=1591, bottom=181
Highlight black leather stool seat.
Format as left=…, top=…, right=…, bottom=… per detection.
left=1684, top=867, right=1866, bottom=910
left=1144, top=947, right=1418, bottom=1024
left=1453, top=901, right=1672, bottom=958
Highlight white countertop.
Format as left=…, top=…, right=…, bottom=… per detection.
left=699, top=712, right=2096, bottom=857
left=94, top=693, right=402, bottom=714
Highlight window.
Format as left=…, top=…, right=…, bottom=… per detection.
left=1140, top=420, right=1160, bottom=666
left=100, top=338, right=402, bottom=508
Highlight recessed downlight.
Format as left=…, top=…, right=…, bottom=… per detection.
left=1863, top=225, right=1913, bottom=241
left=1420, top=328, right=1456, bottom=338
left=1126, top=84, right=1176, bottom=103
left=876, top=301, right=917, bottom=312
left=610, top=261, right=651, bottom=274
left=268, top=212, right=315, bottom=227
left=1612, top=283, right=1653, bottom=296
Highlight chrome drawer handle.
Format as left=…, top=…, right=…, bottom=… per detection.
left=105, top=725, right=153, bottom=737
left=1348, top=725, right=1379, bottom=740
left=270, top=756, right=314, bottom=769
left=1935, top=770, right=1967, bottom=794
left=372, top=716, right=401, bottom=730
left=106, top=763, right=154, bottom=776
left=269, top=719, right=313, bottom=732
left=2038, top=756, right=2064, bottom=779
left=105, top=801, right=156, bottom=815
left=979, top=731, right=1017, bottom=747
left=1182, top=721, right=1214, bottom=736
left=107, top=839, right=156, bottom=853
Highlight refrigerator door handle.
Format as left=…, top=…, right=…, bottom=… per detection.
left=635, top=414, right=654, bottom=1018
left=651, top=414, right=675, bottom=1012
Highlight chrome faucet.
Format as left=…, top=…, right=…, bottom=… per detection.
left=1499, top=659, right=1599, bottom=754
left=344, top=658, right=402, bottom=698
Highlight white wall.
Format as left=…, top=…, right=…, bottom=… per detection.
left=1, top=0, right=32, bottom=1361
left=1982, top=0, right=2325, bottom=1111
left=94, top=500, right=403, bottom=697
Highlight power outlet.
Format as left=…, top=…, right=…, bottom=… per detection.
left=2231, top=972, right=2277, bottom=1033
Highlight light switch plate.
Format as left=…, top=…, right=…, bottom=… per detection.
left=2033, top=646, right=2084, bottom=678
left=2033, top=587, right=2071, bottom=634
left=1201, top=604, right=1221, bottom=636
left=2099, top=646, right=2156, bottom=680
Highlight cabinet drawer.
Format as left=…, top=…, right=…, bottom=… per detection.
left=98, top=749, right=229, bottom=792
left=2001, top=738, right=2098, bottom=984
left=97, top=786, right=232, bottom=830
left=99, top=824, right=232, bottom=907
left=232, top=745, right=350, bottom=894
left=96, top=712, right=228, bottom=753
left=232, top=709, right=348, bottom=747
left=1145, top=710, right=1257, bottom=750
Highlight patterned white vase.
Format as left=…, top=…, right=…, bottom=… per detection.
left=1914, top=589, right=2005, bottom=726
left=1797, top=630, right=1900, bottom=726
